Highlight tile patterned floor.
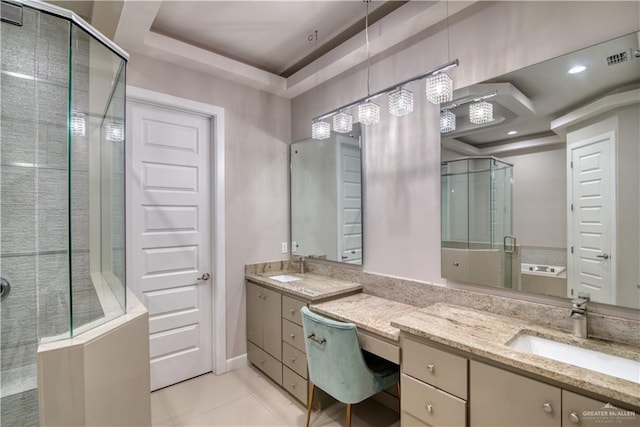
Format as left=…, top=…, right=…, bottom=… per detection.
left=152, top=365, right=401, bottom=427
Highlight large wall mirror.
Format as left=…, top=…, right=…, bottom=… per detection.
left=440, top=31, right=640, bottom=310
left=291, top=123, right=363, bottom=265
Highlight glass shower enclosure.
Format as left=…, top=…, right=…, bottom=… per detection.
left=441, top=157, right=518, bottom=289
left=1, top=1, right=127, bottom=424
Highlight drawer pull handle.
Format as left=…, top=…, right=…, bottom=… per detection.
left=569, top=412, right=580, bottom=423
left=290, top=333, right=296, bottom=339
left=292, top=383, right=297, bottom=388
left=427, top=364, right=435, bottom=372
left=260, top=360, right=265, bottom=365
left=426, top=404, right=433, bottom=413
left=543, top=402, right=553, bottom=413
left=307, top=333, right=326, bottom=345
left=290, top=309, right=295, bottom=314
left=291, top=357, right=296, bottom=363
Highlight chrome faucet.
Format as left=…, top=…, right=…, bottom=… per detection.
left=570, top=297, right=589, bottom=338
left=299, top=257, right=306, bottom=274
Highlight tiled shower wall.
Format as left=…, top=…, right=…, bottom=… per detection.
left=1, top=7, right=102, bottom=425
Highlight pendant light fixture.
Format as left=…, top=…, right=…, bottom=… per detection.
left=469, top=101, right=494, bottom=124
left=357, top=0, right=380, bottom=126
left=311, top=1, right=460, bottom=138
left=333, top=111, right=353, bottom=133
left=311, top=120, right=330, bottom=140
left=388, top=87, right=414, bottom=117
left=426, top=1, right=454, bottom=104
left=104, top=121, right=124, bottom=142
left=426, top=72, right=453, bottom=104
left=71, top=111, right=86, bottom=136
left=440, top=109, right=456, bottom=132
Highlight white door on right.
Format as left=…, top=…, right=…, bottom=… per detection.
left=568, top=131, right=615, bottom=304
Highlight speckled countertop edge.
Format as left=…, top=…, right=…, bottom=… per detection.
left=245, top=271, right=362, bottom=301
left=392, top=303, right=640, bottom=409
left=310, top=293, right=419, bottom=341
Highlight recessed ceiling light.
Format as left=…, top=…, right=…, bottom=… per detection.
left=568, top=65, right=587, bottom=74
left=508, top=130, right=518, bottom=135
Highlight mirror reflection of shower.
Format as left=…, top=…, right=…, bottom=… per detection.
left=441, top=157, right=521, bottom=289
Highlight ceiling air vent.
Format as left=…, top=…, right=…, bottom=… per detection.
left=604, top=49, right=631, bottom=66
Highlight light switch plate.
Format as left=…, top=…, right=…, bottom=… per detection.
left=281, top=242, right=288, bottom=253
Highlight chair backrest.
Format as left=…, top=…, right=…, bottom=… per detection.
left=300, top=306, right=381, bottom=404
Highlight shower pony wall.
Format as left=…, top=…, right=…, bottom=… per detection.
left=0, top=1, right=127, bottom=424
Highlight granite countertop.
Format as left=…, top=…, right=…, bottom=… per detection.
left=310, top=293, right=419, bottom=341
left=392, top=303, right=640, bottom=409
left=245, top=271, right=362, bottom=301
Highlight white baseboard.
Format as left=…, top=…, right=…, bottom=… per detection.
left=226, top=353, right=248, bottom=371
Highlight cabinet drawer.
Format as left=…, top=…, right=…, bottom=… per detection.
left=283, top=366, right=307, bottom=405
left=282, top=319, right=306, bottom=353
left=248, top=341, right=282, bottom=385
left=283, top=342, right=307, bottom=379
left=401, top=411, right=429, bottom=427
left=562, top=390, right=637, bottom=427
left=403, top=337, right=467, bottom=399
left=358, top=331, right=400, bottom=364
left=282, top=295, right=306, bottom=326
left=470, top=361, right=560, bottom=427
left=402, top=374, right=466, bottom=427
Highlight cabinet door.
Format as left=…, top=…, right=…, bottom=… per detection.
left=563, top=390, right=638, bottom=427
left=246, top=282, right=263, bottom=347
left=262, top=286, right=282, bottom=359
left=470, top=361, right=561, bottom=427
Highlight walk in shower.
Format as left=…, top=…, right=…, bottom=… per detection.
left=441, top=157, right=519, bottom=289
left=1, top=1, right=127, bottom=424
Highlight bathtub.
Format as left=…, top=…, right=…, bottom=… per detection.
left=521, top=263, right=567, bottom=278
left=520, top=263, right=567, bottom=298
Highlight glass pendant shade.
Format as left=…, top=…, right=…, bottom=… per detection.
left=469, top=101, right=494, bottom=124
left=425, top=73, right=453, bottom=104
left=440, top=110, right=456, bottom=133
left=312, top=120, right=331, bottom=140
left=105, top=121, right=124, bottom=142
left=358, top=101, right=380, bottom=125
left=333, top=111, right=353, bottom=133
left=388, top=88, right=414, bottom=117
left=71, top=111, right=86, bottom=136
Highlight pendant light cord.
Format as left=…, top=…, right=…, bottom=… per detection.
left=365, top=0, right=371, bottom=97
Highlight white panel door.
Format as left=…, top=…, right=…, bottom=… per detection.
left=569, top=133, right=614, bottom=304
left=338, top=142, right=362, bottom=264
left=128, top=101, right=212, bottom=391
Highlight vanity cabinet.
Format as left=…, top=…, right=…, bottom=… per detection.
left=247, top=282, right=282, bottom=384
left=470, top=361, right=561, bottom=427
left=247, top=281, right=331, bottom=406
left=401, top=337, right=468, bottom=427
left=562, top=390, right=637, bottom=427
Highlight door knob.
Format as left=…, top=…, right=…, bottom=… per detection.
left=198, top=273, right=211, bottom=281
left=596, top=254, right=609, bottom=260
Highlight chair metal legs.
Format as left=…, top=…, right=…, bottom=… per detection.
left=346, top=403, right=352, bottom=427
left=305, top=382, right=315, bottom=427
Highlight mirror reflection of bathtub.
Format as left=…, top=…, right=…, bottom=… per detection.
left=519, top=263, right=567, bottom=298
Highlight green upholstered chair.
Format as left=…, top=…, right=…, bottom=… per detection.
left=300, top=306, right=400, bottom=427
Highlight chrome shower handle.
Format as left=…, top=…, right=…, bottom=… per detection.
left=0, top=277, right=10, bottom=299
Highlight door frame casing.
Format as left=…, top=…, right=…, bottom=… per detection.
left=567, top=130, right=617, bottom=303
left=125, top=86, right=227, bottom=375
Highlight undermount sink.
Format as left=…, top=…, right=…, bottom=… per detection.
left=508, top=333, right=640, bottom=384
left=269, top=274, right=302, bottom=283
